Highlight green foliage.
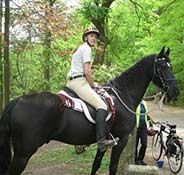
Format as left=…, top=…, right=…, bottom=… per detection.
left=7, top=0, right=184, bottom=105
left=80, top=0, right=109, bottom=21
left=31, top=144, right=109, bottom=174
left=106, top=0, right=184, bottom=103
left=93, top=63, right=125, bottom=84
left=140, top=0, right=184, bottom=103
left=10, top=43, right=70, bottom=98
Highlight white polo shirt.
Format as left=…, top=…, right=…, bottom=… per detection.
left=68, top=42, right=92, bottom=77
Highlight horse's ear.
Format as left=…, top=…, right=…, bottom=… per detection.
left=165, top=48, right=170, bottom=56
left=158, top=46, right=165, bottom=57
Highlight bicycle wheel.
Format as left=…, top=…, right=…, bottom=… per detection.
left=152, top=132, right=163, bottom=160
left=168, top=140, right=183, bottom=174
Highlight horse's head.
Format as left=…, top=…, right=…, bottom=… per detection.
left=152, top=47, right=179, bottom=101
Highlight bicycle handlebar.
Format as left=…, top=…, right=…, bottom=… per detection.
left=155, top=121, right=177, bottom=129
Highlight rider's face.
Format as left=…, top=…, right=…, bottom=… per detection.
left=86, top=33, right=97, bottom=46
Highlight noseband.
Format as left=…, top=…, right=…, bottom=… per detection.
left=153, top=57, right=176, bottom=91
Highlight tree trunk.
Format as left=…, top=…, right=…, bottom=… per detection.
left=93, top=41, right=107, bottom=65
left=4, top=0, right=10, bottom=105
left=42, top=0, right=54, bottom=91
left=82, top=0, right=115, bottom=65
left=43, top=30, right=51, bottom=91
left=91, top=20, right=108, bottom=65
left=0, top=0, right=3, bottom=113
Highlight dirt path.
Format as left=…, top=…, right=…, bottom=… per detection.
left=23, top=102, right=184, bottom=175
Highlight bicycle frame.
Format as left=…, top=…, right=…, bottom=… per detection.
left=158, top=123, right=170, bottom=155
left=152, top=121, right=183, bottom=174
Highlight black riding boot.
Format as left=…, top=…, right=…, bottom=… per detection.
left=96, top=109, right=119, bottom=152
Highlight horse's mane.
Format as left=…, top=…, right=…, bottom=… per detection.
left=110, top=54, right=156, bottom=89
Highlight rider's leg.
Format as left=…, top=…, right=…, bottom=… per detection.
left=67, top=78, right=119, bottom=151
left=96, top=108, right=118, bottom=152
left=66, top=77, right=106, bottom=109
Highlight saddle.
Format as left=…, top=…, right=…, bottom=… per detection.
left=57, top=87, right=115, bottom=124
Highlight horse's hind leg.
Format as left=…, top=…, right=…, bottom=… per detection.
left=90, top=149, right=106, bottom=175
left=6, top=153, right=32, bottom=175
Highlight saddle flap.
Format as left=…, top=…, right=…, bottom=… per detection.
left=57, top=88, right=115, bottom=124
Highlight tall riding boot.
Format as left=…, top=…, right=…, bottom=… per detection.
left=96, top=109, right=119, bottom=152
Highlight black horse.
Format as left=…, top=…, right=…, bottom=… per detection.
left=0, top=47, right=179, bottom=175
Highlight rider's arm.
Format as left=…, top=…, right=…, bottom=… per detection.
left=83, top=62, right=96, bottom=88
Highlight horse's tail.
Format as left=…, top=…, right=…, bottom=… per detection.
left=0, top=98, right=19, bottom=174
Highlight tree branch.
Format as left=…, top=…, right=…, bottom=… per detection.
left=156, top=0, right=177, bottom=15
left=102, top=0, right=115, bottom=8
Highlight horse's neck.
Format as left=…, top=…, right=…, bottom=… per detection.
left=114, top=59, right=152, bottom=107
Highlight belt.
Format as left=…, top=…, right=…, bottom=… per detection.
left=69, top=74, right=85, bottom=80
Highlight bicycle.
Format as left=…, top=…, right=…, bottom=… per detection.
left=152, top=121, right=183, bottom=174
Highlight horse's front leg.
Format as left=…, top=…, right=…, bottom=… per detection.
left=109, top=136, right=128, bottom=175
left=90, top=148, right=106, bottom=175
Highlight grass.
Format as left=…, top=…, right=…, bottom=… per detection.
left=30, top=144, right=110, bottom=174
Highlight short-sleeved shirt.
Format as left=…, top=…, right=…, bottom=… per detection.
left=67, top=42, right=92, bottom=77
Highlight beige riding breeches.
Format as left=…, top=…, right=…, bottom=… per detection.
left=66, top=77, right=107, bottom=110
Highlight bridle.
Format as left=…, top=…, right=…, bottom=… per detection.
left=152, top=57, right=176, bottom=92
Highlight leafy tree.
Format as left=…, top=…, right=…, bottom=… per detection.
left=2, top=0, right=184, bottom=105
left=9, top=0, right=76, bottom=96
left=42, top=0, right=54, bottom=91
left=80, top=0, right=116, bottom=64
left=139, top=0, right=184, bottom=102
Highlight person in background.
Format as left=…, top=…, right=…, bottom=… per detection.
left=135, top=99, right=156, bottom=165
left=66, top=27, right=119, bottom=152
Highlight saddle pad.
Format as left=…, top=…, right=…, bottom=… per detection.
left=57, top=90, right=112, bottom=124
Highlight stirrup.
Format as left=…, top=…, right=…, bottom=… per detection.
left=97, top=139, right=115, bottom=152
left=109, top=133, right=119, bottom=145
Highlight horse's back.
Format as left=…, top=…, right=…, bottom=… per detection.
left=11, top=92, right=61, bottom=124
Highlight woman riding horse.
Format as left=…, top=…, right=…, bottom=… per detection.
left=66, top=27, right=118, bottom=152
left=0, top=47, right=179, bottom=175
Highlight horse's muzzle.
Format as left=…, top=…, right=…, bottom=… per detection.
left=166, top=84, right=179, bottom=101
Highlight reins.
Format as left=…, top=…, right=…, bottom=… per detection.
left=101, top=57, right=175, bottom=116
left=102, top=85, right=166, bottom=116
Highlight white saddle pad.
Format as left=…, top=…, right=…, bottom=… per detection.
left=58, top=90, right=112, bottom=124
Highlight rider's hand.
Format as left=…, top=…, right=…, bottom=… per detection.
left=93, top=82, right=100, bottom=89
